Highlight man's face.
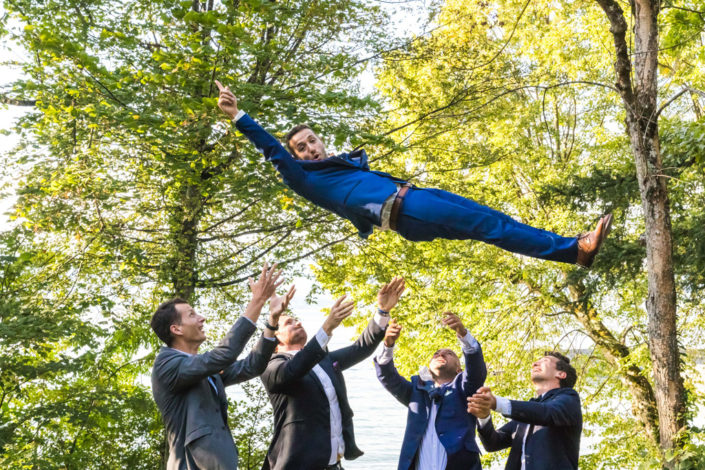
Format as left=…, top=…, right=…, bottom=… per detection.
left=530, top=355, right=566, bottom=384
left=288, top=128, right=328, bottom=161
left=275, top=315, right=307, bottom=347
left=171, top=303, right=206, bottom=345
left=428, top=348, right=462, bottom=379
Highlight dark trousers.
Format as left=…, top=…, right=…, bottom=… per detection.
left=396, top=187, right=578, bottom=263
left=446, top=449, right=482, bottom=470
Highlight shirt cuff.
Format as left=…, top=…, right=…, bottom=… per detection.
left=495, top=395, right=512, bottom=416
left=477, top=415, right=491, bottom=428
left=315, top=328, right=330, bottom=349
left=242, top=317, right=256, bottom=327
left=458, top=330, right=479, bottom=354
left=374, top=311, right=390, bottom=329
left=263, top=336, right=277, bottom=342
left=233, top=110, right=245, bottom=122
left=376, top=345, right=394, bottom=365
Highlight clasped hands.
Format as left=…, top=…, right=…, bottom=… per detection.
left=467, top=386, right=497, bottom=419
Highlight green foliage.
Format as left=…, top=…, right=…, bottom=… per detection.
left=1, top=0, right=393, bottom=466
left=311, top=0, right=705, bottom=467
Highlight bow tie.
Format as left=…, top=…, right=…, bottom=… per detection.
left=429, top=386, right=445, bottom=403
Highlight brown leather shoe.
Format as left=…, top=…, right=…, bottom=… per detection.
left=576, top=214, right=613, bottom=268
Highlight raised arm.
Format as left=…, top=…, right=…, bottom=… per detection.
left=261, top=295, right=354, bottom=392
left=374, top=319, right=413, bottom=406
left=260, top=337, right=327, bottom=393
left=468, top=386, right=516, bottom=452
left=329, top=277, right=405, bottom=370
left=220, top=334, right=277, bottom=386
left=154, top=263, right=282, bottom=392
left=215, top=80, right=307, bottom=187
left=507, top=390, right=582, bottom=427
left=441, top=312, right=486, bottom=396
left=468, top=386, right=582, bottom=428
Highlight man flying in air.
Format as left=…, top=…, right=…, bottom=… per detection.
left=215, top=80, right=611, bottom=268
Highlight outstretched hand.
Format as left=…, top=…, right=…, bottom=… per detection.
left=215, top=80, right=238, bottom=119
left=269, top=285, right=296, bottom=325
left=322, top=295, right=355, bottom=336
left=378, top=277, right=405, bottom=312
left=248, top=262, right=283, bottom=302
left=441, top=311, right=468, bottom=337
left=244, top=262, right=284, bottom=323
left=467, top=386, right=496, bottom=419
left=383, top=318, right=402, bottom=347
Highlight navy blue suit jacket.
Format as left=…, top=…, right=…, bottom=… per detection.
left=477, top=387, right=582, bottom=470
left=375, top=345, right=486, bottom=470
left=235, top=113, right=406, bottom=238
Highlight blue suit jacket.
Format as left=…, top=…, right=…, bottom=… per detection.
left=375, top=346, right=487, bottom=470
left=235, top=113, right=406, bottom=238
left=477, top=387, right=582, bottom=470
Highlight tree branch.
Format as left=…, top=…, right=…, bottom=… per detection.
left=1, top=94, right=36, bottom=106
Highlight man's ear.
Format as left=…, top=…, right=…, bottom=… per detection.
left=170, top=323, right=182, bottom=337
left=556, top=370, right=567, bottom=380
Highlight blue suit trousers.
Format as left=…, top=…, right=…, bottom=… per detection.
left=396, top=187, right=579, bottom=263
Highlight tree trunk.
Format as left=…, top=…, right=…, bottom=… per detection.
left=595, top=0, right=686, bottom=460
left=169, top=183, right=202, bottom=301
left=566, top=283, right=660, bottom=448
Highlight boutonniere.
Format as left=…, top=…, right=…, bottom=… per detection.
left=332, top=361, right=340, bottom=372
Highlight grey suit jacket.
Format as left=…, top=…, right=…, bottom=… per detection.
left=152, top=317, right=277, bottom=470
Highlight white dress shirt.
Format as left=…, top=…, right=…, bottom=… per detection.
left=377, top=331, right=479, bottom=470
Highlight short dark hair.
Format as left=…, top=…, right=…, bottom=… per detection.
left=545, top=351, right=577, bottom=388
left=151, top=298, right=188, bottom=346
left=284, top=124, right=313, bottom=156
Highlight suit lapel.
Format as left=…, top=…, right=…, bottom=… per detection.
left=311, top=355, right=334, bottom=398
left=212, top=374, right=229, bottom=426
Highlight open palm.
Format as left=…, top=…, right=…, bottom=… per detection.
left=269, top=285, right=296, bottom=321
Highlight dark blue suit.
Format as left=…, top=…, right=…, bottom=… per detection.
left=477, top=388, right=582, bottom=470
left=235, top=113, right=579, bottom=263
left=374, top=346, right=486, bottom=470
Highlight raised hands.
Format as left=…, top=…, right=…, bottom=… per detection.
left=215, top=80, right=238, bottom=119
left=467, top=386, right=496, bottom=419
left=269, top=285, right=296, bottom=326
left=441, top=311, right=468, bottom=337
left=377, top=276, right=405, bottom=312
left=244, top=262, right=284, bottom=322
left=383, top=318, right=402, bottom=347
left=321, top=295, right=355, bottom=336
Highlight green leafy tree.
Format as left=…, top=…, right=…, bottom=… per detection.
left=310, top=0, right=705, bottom=467
left=1, top=0, right=394, bottom=467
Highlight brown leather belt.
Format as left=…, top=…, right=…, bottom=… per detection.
left=389, top=185, right=410, bottom=232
